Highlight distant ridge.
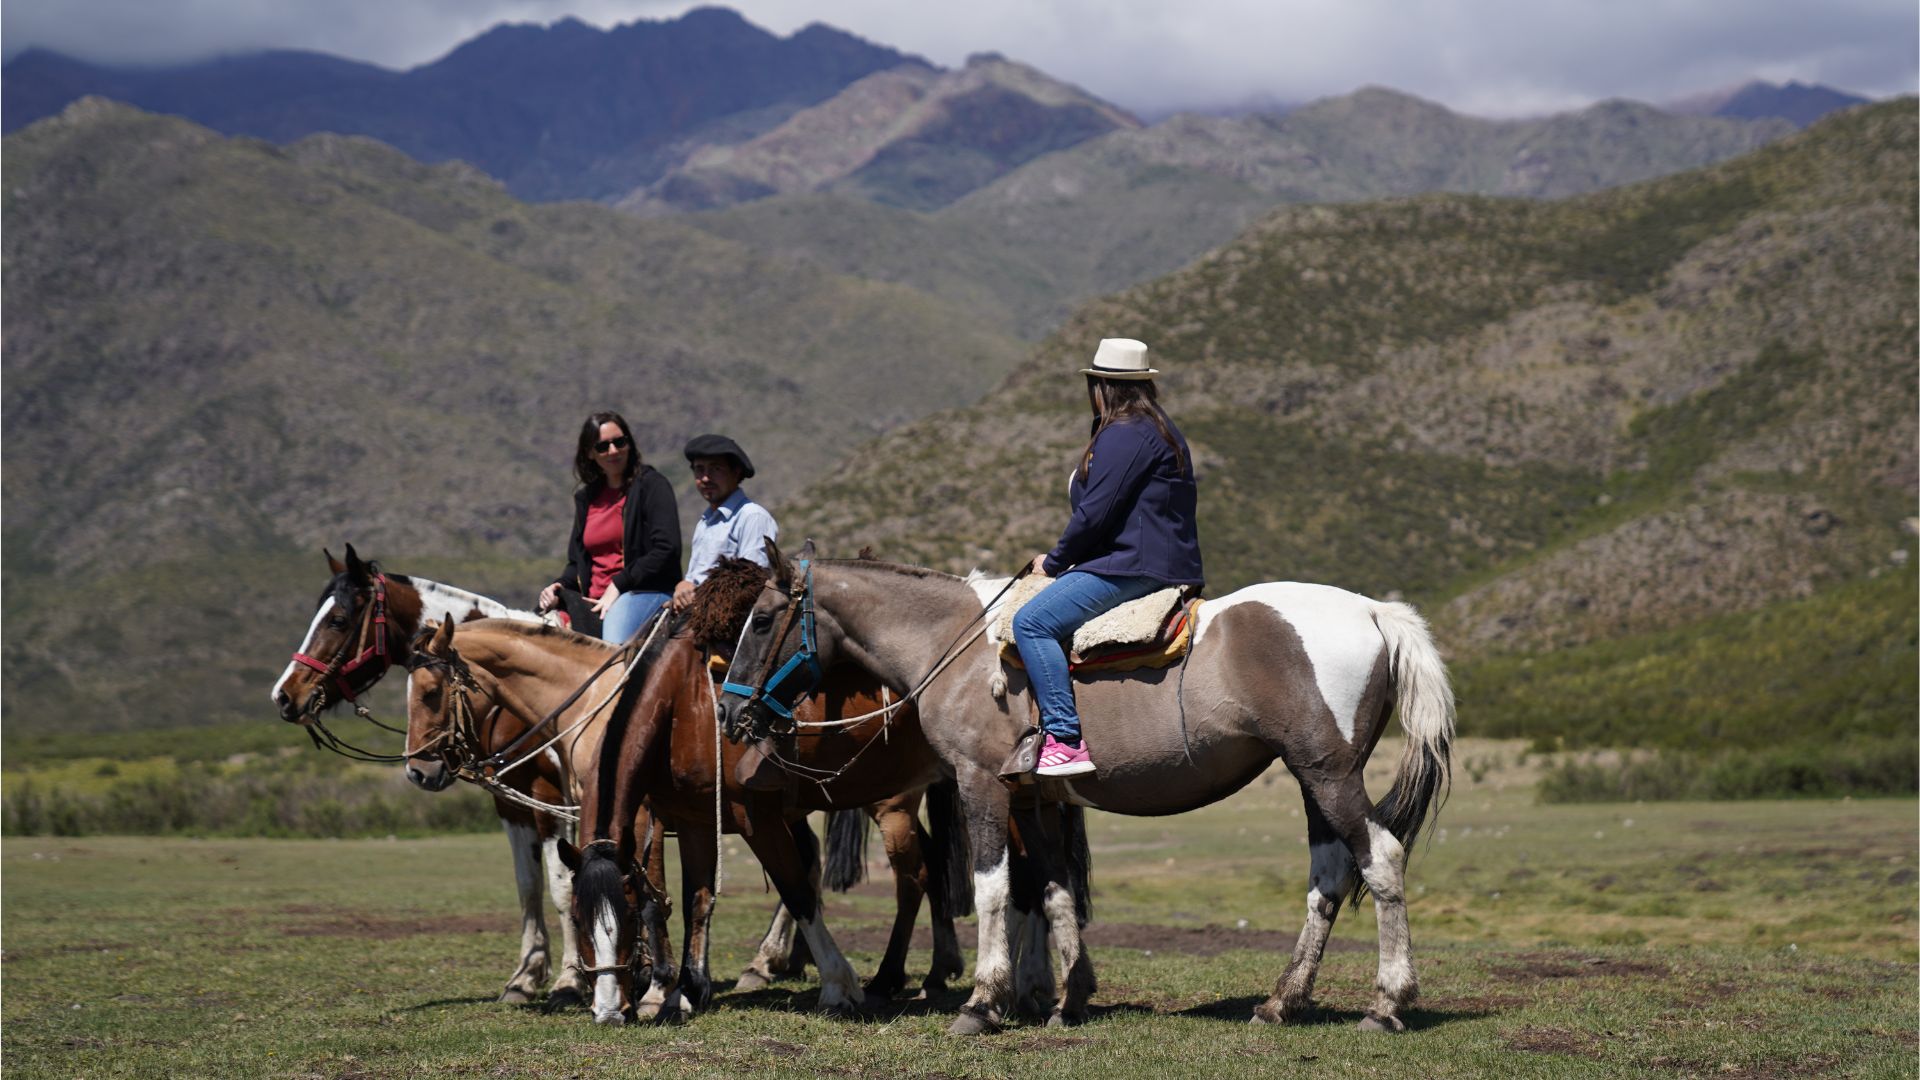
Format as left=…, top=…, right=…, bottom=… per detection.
left=1666, top=79, right=1870, bottom=128
left=0, top=7, right=919, bottom=201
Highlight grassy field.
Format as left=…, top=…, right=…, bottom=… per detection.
left=4, top=741, right=1915, bottom=1078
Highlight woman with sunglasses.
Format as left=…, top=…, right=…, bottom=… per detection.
left=536, top=411, right=682, bottom=643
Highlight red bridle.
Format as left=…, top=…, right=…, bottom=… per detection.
left=291, top=575, right=392, bottom=704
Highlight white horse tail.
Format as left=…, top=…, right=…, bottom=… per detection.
left=1368, top=599, right=1456, bottom=855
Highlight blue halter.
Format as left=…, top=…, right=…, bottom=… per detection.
left=721, top=558, right=824, bottom=722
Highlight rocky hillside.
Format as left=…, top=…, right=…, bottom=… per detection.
left=686, top=88, right=1800, bottom=339
left=1, top=8, right=916, bottom=201
left=0, top=99, right=1026, bottom=733
left=781, top=102, right=1917, bottom=663
left=626, top=53, right=1140, bottom=212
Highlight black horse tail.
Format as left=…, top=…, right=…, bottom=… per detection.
left=1063, top=803, right=1092, bottom=927
left=823, top=808, right=869, bottom=893
left=925, top=778, right=973, bottom=919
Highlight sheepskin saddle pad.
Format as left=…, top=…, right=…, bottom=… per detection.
left=992, top=574, right=1203, bottom=675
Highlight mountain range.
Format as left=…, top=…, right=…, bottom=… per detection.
left=0, top=98, right=1025, bottom=732
left=1668, top=79, right=1872, bottom=128
left=780, top=101, right=1917, bottom=663
left=2, top=7, right=920, bottom=202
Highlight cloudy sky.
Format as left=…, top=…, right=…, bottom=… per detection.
left=3, top=0, right=1913, bottom=116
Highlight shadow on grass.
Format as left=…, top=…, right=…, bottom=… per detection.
left=1177, top=995, right=1491, bottom=1031
left=395, top=996, right=499, bottom=1012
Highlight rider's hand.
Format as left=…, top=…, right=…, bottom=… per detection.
left=670, top=579, right=697, bottom=612
left=591, top=584, right=620, bottom=617
left=1027, top=554, right=1048, bottom=577
left=538, top=582, right=561, bottom=611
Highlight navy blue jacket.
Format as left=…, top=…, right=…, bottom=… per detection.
left=1043, top=416, right=1204, bottom=586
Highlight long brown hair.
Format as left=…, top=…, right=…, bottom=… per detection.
left=573, top=411, right=640, bottom=488
left=1079, top=376, right=1188, bottom=483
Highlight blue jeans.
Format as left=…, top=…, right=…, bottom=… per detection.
left=601, top=590, right=669, bottom=644
left=1012, top=571, right=1162, bottom=744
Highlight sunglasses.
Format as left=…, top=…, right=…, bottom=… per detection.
left=594, top=436, right=631, bottom=453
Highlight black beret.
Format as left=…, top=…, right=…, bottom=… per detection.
left=682, top=433, right=755, bottom=479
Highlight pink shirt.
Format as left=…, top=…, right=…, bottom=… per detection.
left=582, top=486, right=627, bottom=599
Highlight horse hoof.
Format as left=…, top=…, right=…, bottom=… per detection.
left=1046, top=1010, right=1081, bottom=1029
left=543, top=987, right=585, bottom=1013
left=734, top=971, right=771, bottom=993
left=498, top=987, right=536, bottom=1005
left=947, top=1008, right=1002, bottom=1037
left=1358, top=1012, right=1406, bottom=1033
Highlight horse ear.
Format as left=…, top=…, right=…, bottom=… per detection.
left=555, top=838, right=582, bottom=874
left=344, top=543, right=371, bottom=584
left=325, top=548, right=346, bottom=575
left=765, top=538, right=791, bottom=587
left=799, top=538, right=817, bottom=560
left=428, top=619, right=455, bottom=656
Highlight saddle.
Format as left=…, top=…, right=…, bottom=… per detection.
left=992, top=575, right=1203, bottom=676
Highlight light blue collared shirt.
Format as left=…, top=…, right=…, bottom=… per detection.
left=684, top=488, right=779, bottom=586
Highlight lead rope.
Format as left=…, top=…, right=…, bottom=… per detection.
left=489, top=613, right=667, bottom=781
left=707, top=656, right=724, bottom=897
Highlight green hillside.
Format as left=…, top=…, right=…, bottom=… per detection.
left=780, top=102, right=1918, bottom=769
left=0, top=99, right=1027, bottom=736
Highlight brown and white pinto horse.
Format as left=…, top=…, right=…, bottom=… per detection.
left=270, top=545, right=592, bottom=1007
left=720, top=546, right=1456, bottom=1034
left=404, top=595, right=970, bottom=1023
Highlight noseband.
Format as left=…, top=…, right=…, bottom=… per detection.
left=291, top=575, right=393, bottom=707
left=720, top=558, right=825, bottom=737
left=402, top=650, right=502, bottom=774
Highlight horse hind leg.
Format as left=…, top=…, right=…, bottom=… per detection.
left=540, top=827, right=590, bottom=1011
left=864, top=801, right=926, bottom=1002
left=736, top=904, right=797, bottom=992
left=1253, top=797, right=1355, bottom=1025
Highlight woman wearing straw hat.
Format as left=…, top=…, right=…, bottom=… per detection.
left=1014, top=338, right=1205, bottom=777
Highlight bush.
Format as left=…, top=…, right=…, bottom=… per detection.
left=1539, top=739, right=1918, bottom=803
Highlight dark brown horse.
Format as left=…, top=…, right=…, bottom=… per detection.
left=403, top=560, right=970, bottom=1023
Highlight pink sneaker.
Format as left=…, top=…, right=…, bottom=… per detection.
left=1036, top=733, right=1095, bottom=777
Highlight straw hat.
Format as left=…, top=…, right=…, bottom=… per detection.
left=1079, top=338, right=1157, bottom=380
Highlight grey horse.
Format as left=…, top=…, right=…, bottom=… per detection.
left=719, top=542, right=1455, bottom=1034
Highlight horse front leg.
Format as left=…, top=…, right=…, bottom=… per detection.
left=742, top=813, right=863, bottom=1015
left=662, top=821, right=719, bottom=1022
left=540, top=824, right=589, bottom=1011
left=949, top=765, right=1015, bottom=1035
left=1023, top=802, right=1095, bottom=1027
left=497, top=808, right=551, bottom=1004
left=632, top=824, right=678, bottom=1021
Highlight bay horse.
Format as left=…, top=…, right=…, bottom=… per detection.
left=267, top=546, right=922, bottom=1008
left=270, top=544, right=590, bottom=1008
left=719, top=543, right=1456, bottom=1034
left=403, top=560, right=970, bottom=1024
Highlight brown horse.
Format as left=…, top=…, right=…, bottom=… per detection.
left=720, top=544, right=1456, bottom=1034
left=270, top=544, right=590, bottom=1008
left=404, top=561, right=969, bottom=1023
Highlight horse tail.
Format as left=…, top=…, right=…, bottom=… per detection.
left=1063, top=803, right=1093, bottom=927
left=823, top=809, right=869, bottom=893
left=925, top=779, right=974, bottom=919
left=1367, top=599, right=1456, bottom=862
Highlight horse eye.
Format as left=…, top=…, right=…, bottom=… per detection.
left=751, top=612, right=773, bottom=632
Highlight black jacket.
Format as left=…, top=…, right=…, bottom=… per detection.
left=556, top=465, right=683, bottom=597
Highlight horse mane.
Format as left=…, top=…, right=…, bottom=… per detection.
left=682, top=557, right=771, bottom=647
left=815, top=557, right=963, bottom=582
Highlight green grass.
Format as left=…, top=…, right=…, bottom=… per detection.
left=3, top=749, right=1914, bottom=1077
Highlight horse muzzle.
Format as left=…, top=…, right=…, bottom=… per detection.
left=405, top=756, right=454, bottom=792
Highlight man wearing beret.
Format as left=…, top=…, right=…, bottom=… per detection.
left=671, top=433, right=779, bottom=613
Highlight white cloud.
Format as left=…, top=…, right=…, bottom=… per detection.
left=2, top=0, right=1912, bottom=115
